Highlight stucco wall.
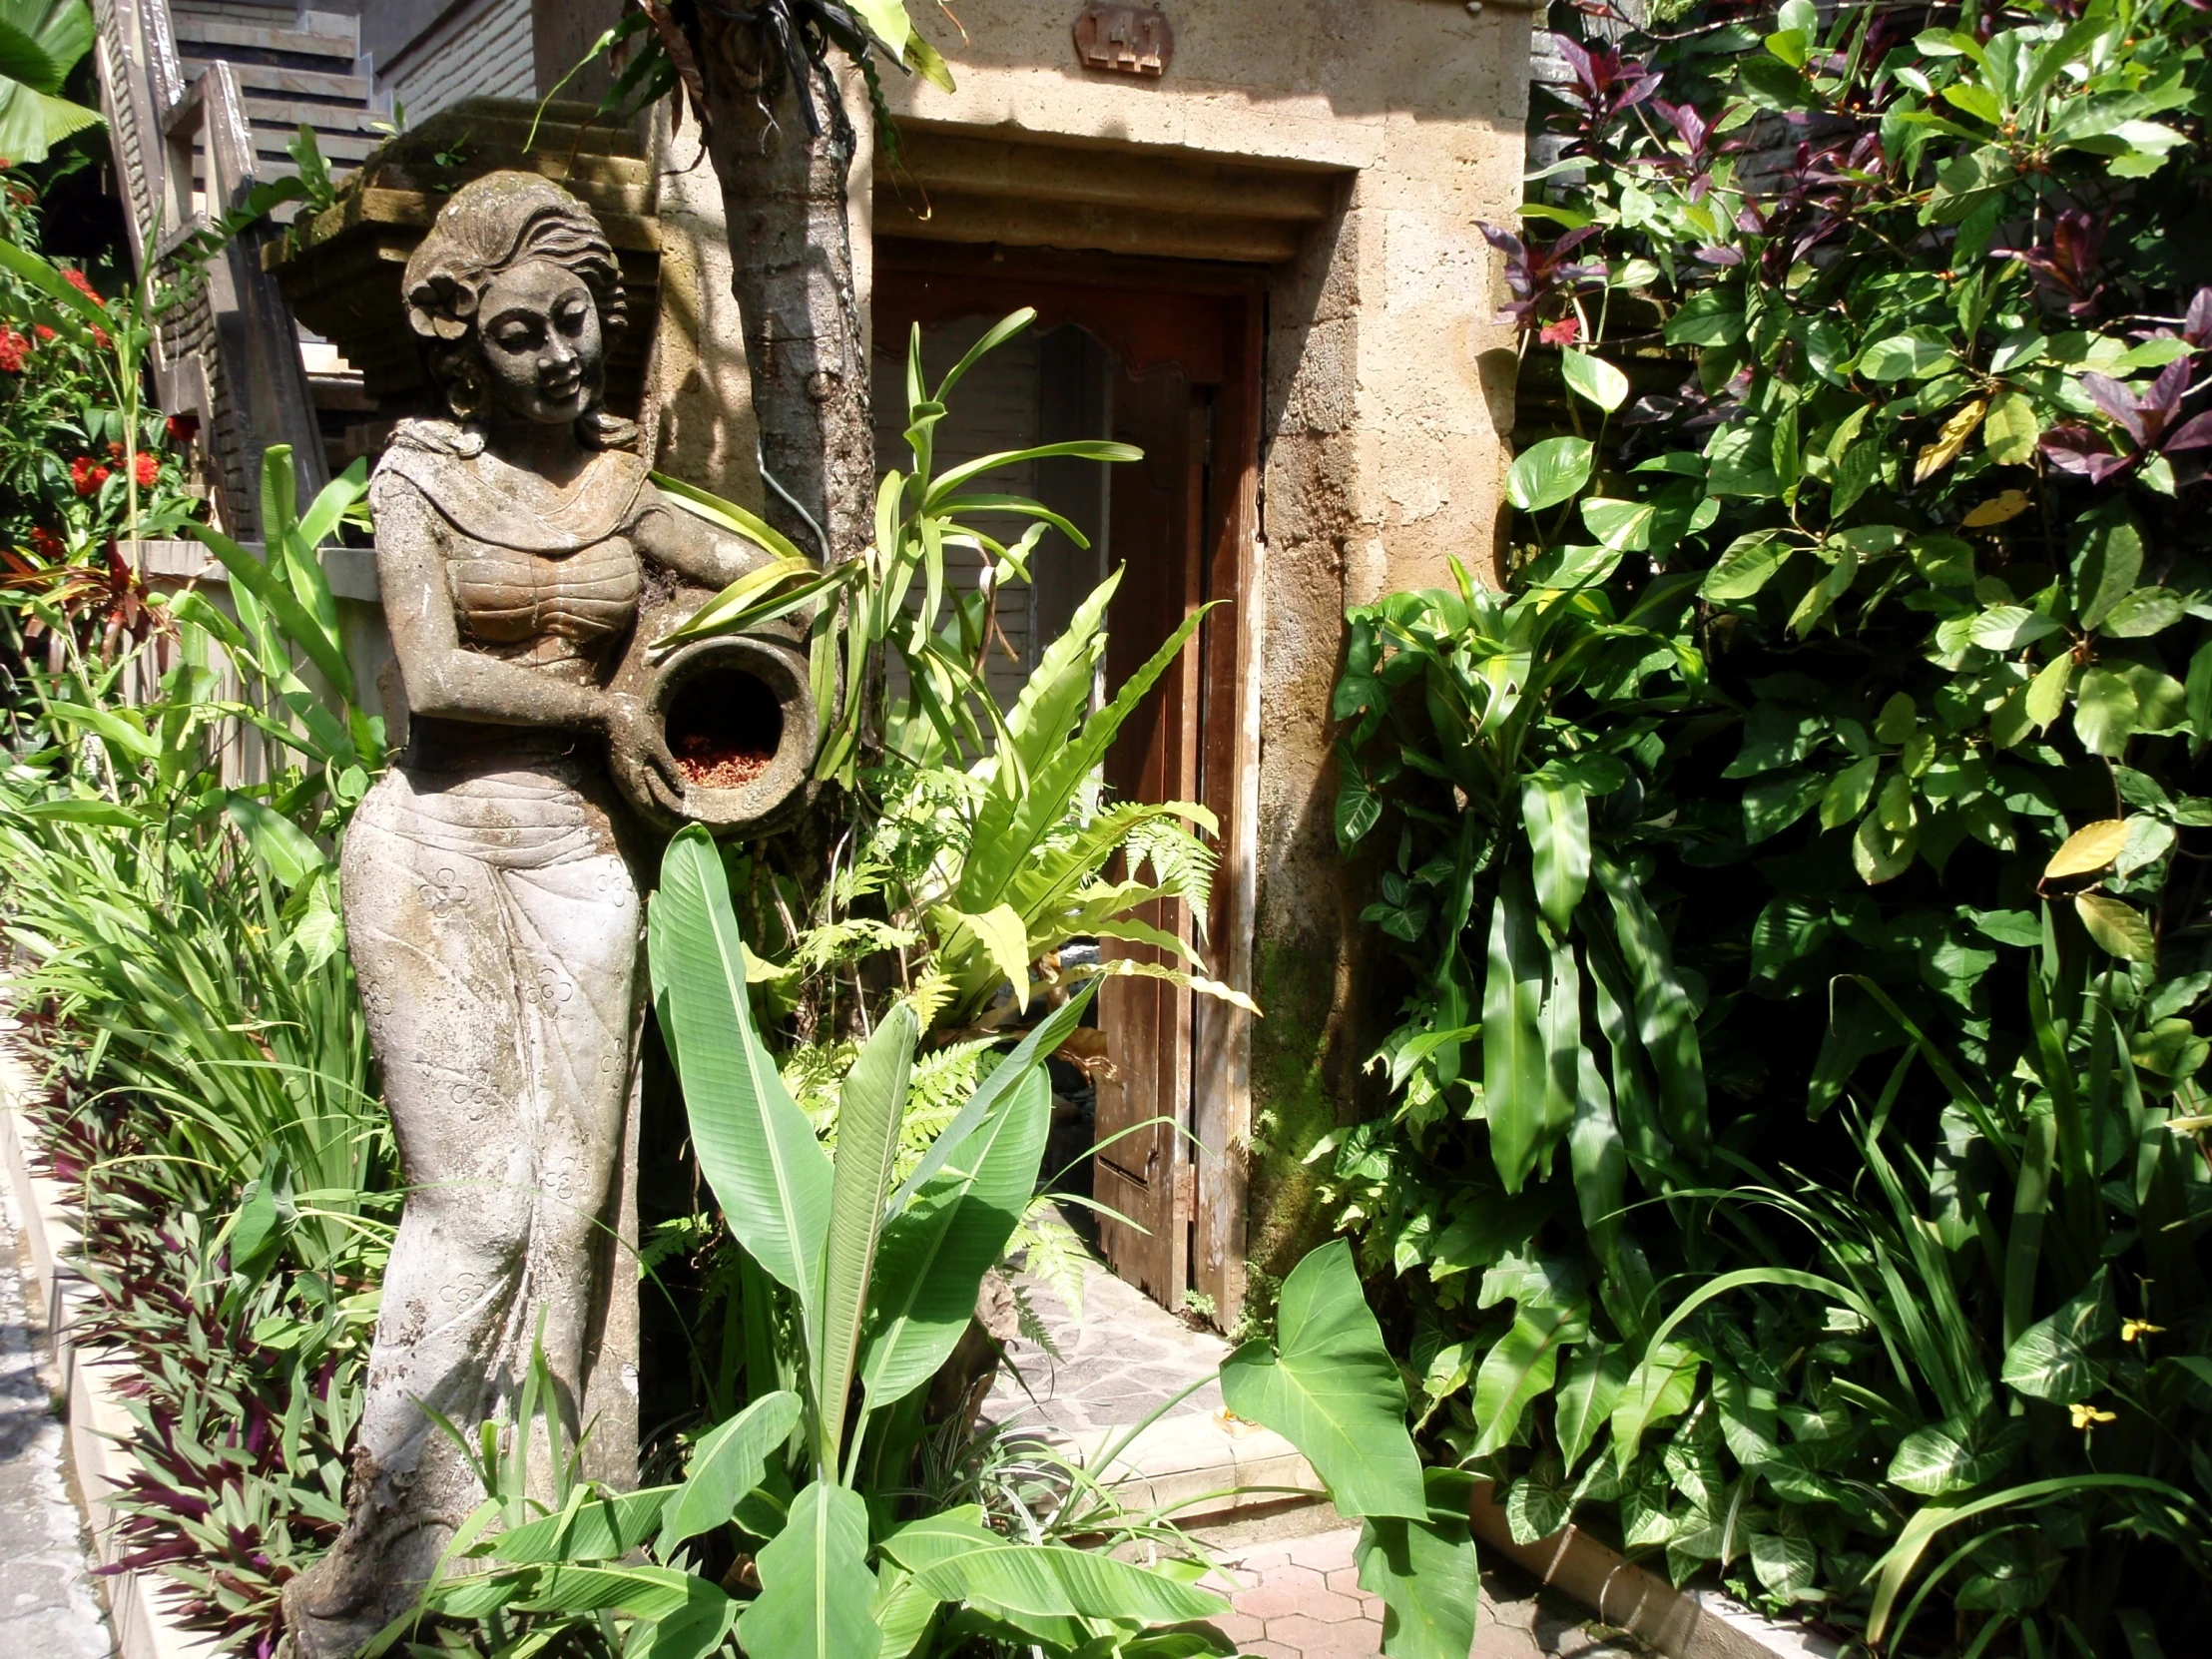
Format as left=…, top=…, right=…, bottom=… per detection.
left=875, top=0, right=1534, bottom=1306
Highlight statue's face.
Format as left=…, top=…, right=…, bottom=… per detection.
left=477, top=260, right=603, bottom=425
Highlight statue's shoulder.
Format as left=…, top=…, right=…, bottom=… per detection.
left=370, top=419, right=478, bottom=507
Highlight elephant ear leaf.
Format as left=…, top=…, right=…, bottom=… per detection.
left=1356, top=1469, right=1482, bottom=1659
left=735, top=1480, right=879, bottom=1659
left=1219, top=1239, right=1426, bottom=1519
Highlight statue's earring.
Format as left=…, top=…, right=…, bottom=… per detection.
left=446, top=354, right=490, bottom=423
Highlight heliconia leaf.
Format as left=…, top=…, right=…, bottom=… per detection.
left=649, top=829, right=831, bottom=1352
left=860, top=1068, right=1049, bottom=1411
left=491, top=1485, right=675, bottom=1563
left=2044, top=819, right=2130, bottom=879
left=1219, top=1240, right=1426, bottom=1520
left=816, top=1005, right=918, bottom=1466
left=658, top=1390, right=804, bottom=1555
left=886, top=1509, right=1226, bottom=1624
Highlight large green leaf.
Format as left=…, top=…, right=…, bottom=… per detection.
left=736, top=1480, right=880, bottom=1659
left=814, top=1004, right=915, bottom=1472
left=1555, top=1344, right=1630, bottom=1471
left=1220, top=1239, right=1425, bottom=1519
left=1355, top=1469, right=1482, bottom=1659
left=1522, top=776, right=1589, bottom=935
left=889, top=983, right=1094, bottom=1211
left=1482, top=871, right=1551, bottom=1194
left=0, top=75, right=100, bottom=162
left=1886, top=1413, right=2020, bottom=1497
left=1471, top=1299, right=1589, bottom=1456
left=860, top=1067, right=1048, bottom=1411
left=659, top=1389, right=804, bottom=1554
left=1999, top=1270, right=2113, bottom=1402
left=1594, top=855, right=1708, bottom=1157
left=881, top=1506, right=1227, bottom=1624
left=649, top=829, right=831, bottom=1346
left=1506, top=436, right=1594, bottom=512
left=489, top=1485, right=676, bottom=1563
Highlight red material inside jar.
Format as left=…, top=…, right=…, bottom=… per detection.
left=665, top=666, right=782, bottom=792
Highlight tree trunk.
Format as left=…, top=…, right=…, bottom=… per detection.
left=687, top=13, right=875, bottom=565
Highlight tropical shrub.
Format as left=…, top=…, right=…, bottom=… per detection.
left=1331, top=0, right=2212, bottom=1650
left=396, top=827, right=1477, bottom=1659
left=1, top=447, right=392, bottom=1653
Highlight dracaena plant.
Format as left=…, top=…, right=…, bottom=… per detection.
left=403, top=830, right=1479, bottom=1659
left=1331, top=0, right=2212, bottom=1647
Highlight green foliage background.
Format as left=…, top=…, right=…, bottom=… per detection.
left=1329, top=0, right=2212, bottom=1650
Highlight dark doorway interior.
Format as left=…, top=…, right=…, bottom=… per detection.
left=873, top=243, right=1260, bottom=1315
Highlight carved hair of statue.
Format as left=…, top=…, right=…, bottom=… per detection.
left=401, top=172, right=638, bottom=451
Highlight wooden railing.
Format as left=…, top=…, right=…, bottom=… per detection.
left=91, top=0, right=326, bottom=538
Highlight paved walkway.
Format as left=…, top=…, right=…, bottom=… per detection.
left=0, top=1179, right=111, bottom=1657
left=981, top=1243, right=1229, bottom=1436
left=1217, top=1525, right=1644, bottom=1659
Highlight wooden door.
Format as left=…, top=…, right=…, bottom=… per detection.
left=874, top=243, right=1262, bottom=1315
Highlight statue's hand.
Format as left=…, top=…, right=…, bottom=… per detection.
left=605, top=693, right=686, bottom=799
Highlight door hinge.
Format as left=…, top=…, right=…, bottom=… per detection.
left=1173, top=1164, right=1196, bottom=1224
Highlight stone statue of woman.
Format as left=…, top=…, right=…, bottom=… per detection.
left=281, top=172, right=773, bottom=1657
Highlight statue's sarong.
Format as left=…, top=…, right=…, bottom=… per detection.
left=333, top=733, right=639, bottom=1582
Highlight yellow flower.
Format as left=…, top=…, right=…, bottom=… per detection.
left=2068, top=1402, right=2117, bottom=1430
left=2122, top=1319, right=2165, bottom=1344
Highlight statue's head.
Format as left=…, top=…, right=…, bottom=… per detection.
left=402, top=172, right=633, bottom=446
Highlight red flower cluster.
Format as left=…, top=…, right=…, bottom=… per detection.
left=90, top=325, right=110, bottom=351
left=62, top=268, right=105, bottom=307
left=0, top=328, right=27, bottom=372
left=104, top=442, right=160, bottom=489
left=32, top=324, right=54, bottom=342
left=71, top=456, right=111, bottom=496
left=165, top=411, right=199, bottom=444
left=27, top=527, right=63, bottom=559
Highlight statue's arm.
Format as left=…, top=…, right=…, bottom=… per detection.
left=374, top=480, right=609, bottom=732
left=632, top=492, right=787, bottom=590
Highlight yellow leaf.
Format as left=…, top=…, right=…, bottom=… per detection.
left=2075, top=892, right=2155, bottom=960
left=1983, top=386, right=2040, bottom=465
left=1963, top=489, right=2031, bottom=527
left=1915, top=397, right=1986, bottom=485
left=2044, top=819, right=2130, bottom=879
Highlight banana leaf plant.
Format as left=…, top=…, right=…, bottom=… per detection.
left=404, top=829, right=1479, bottom=1659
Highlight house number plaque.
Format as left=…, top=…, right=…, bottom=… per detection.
left=1074, top=3, right=1173, bottom=77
